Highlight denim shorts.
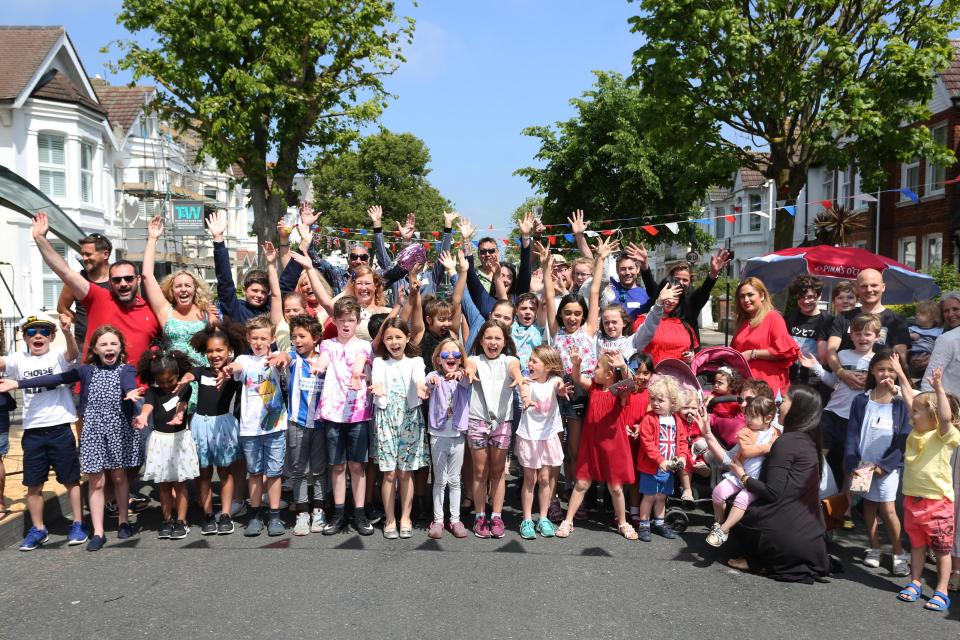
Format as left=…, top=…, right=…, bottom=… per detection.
left=559, top=394, right=587, bottom=420
left=192, top=413, right=241, bottom=469
left=22, top=424, right=81, bottom=487
left=638, top=469, right=674, bottom=496
left=325, top=421, right=370, bottom=465
left=239, top=430, right=286, bottom=477
left=0, top=429, right=8, bottom=457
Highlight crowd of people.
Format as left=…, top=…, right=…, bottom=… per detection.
left=0, top=205, right=958, bottom=610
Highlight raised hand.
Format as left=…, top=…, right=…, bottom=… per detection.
left=295, top=222, right=313, bottom=250
left=287, top=249, right=313, bottom=269
left=262, top=241, right=277, bottom=265
left=930, top=367, right=943, bottom=391
left=58, top=313, right=72, bottom=335
left=367, top=205, right=383, bottom=227
left=456, top=249, right=468, bottom=274
left=398, top=212, right=416, bottom=241
left=797, top=351, right=819, bottom=370
left=438, top=250, right=455, bottom=275
left=625, top=242, right=648, bottom=269
left=518, top=211, right=535, bottom=238
left=594, top=235, right=620, bottom=260
left=657, top=283, right=682, bottom=306
left=300, top=201, right=321, bottom=227
left=206, top=210, right=228, bottom=242
left=443, top=210, right=460, bottom=229
left=31, top=212, right=50, bottom=240
left=568, top=209, right=588, bottom=235
left=710, top=248, right=732, bottom=278
left=147, top=213, right=164, bottom=239
left=458, top=218, right=476, bottom=241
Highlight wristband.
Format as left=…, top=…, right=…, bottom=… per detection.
left=373, top=226, right=383, bottom=235
left=740, top=473, right=750, bottom=484
left=443, top=227, right=452, bottom=234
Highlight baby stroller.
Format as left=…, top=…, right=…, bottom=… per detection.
left=690, top=346, right=753, bottom=398
left=652, top=358, right=715, bottom=533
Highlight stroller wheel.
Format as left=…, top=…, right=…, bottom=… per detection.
left=665, top=509, right=689, bottom=533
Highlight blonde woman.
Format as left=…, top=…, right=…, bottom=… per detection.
left=730, top=276, right=799, bottom=397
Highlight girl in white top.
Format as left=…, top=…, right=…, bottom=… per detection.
left=370, top=317, right=429, bottom=539
left=515, top=345, right=569, bottom=540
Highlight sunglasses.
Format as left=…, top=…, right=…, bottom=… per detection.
left=348, top=253, right=370, bottom=262
left=478, top=248, right=497, bottom=256
left=25, top=326, right=53, bottom=337
left=440, top=351, right=462, bottom=359
left=110, top=275, right=137, bottom=284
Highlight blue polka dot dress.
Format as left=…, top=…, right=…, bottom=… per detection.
left=78, top=365, right=144, bottom=474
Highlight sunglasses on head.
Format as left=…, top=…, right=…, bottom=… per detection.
left=349, top=253, right=369, bottom=262
left=478, top=248, right=497, bottom=256
left=440, top=351, right=462, bottom=359
left=25, top=326, right=53, bottom=337
left=110, top=275, right=137, bottom=284
left=737, top=396, right=753, bottom=405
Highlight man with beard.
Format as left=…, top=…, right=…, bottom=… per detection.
left=56, top=233, right=113, bottom=346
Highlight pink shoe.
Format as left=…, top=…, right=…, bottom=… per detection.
left=473, top=515, right=491, bottom=538
left=489, top=516, right=506, bottom=538
left=427, top=521, right=444, bottom=539
left=449, top=521, right=469, bottom=538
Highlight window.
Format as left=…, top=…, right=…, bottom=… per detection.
left=927, top=123, right=948, bottom=195
left=204, top=186, right=218, bottom=201
left=822, top=168, right=834, bottom=205
left=901, top=157, right=920, bottom=200
left=853, top=240, right=868, bottom=250
left=840, top=166, right=853, bottom=205
left=139, top=168, right=155, bottom=185
left=37, top=134, right=66, bottom=198
left=80, top=142, right=94, bottom=203
left=923, top=233, right=943, bottom=269
left=749, top=194, right=762, bottom=231
left=715, top=207, right=726, bottom=238
left=42, top=243, right=67, bottom=309
left=899, top=236, right=917, bottom=268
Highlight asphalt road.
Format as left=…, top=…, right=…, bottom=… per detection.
left=2, top=481, right=957, bottom=640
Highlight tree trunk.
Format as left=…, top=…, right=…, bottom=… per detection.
left=770, top=163, right=805, bottom=251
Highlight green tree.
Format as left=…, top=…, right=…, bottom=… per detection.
left=515, top=71, right=736, bottom=255
left=309, top=129, right=452, bottom=236
left=111, top=0, right=414, bottom=248
left=630, top=0, right=960, bottom=250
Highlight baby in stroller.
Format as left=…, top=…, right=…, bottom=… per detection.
left=706, top=366, right=745, bottom=448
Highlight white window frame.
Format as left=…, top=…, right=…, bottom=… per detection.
left=901, top=157, right=920, bottom=201
left=42, top=242, right=67, bottom=309
left=37, top=133, right=66, bottom=199
left=749, top=194, right=762, bottom=231
left=839, top=166, right=853, bottom=206
left=926, top=123, right=948, bottom=196
left=922, top=233, right=943, bottom=269
left=852, top=240, right=868, bottom=250
left=822, top=168, right=834, bottom=205
left=80, top=141, right=94, bottom=204
left=898, top=236, right=917, bottom=269
left=715, top=206, right=726, bottom=238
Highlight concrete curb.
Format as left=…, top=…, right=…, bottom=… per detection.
left=0, top=483, right=83, bottom=549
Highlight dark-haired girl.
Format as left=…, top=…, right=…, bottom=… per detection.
left=133, top=347, right=199, bottom=539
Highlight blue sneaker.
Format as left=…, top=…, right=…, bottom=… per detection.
left=19, top=526, right=49, bottom=551
left=67, top=521, right=89, bottom=545
left=117, top=522, right=135, bottom=539
left=86, top=534, right=106, bottom=551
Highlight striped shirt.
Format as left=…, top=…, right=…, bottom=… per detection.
left=287, top=350, right=324, bottom=428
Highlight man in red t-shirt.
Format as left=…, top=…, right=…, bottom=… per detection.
left=31, top=213, right=160, bottom=364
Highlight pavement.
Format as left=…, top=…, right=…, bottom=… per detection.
left=1, top=479, right=957, bottom=638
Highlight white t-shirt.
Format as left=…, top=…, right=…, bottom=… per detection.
left=516, top=377, right=563, bottom=441
left=232, top=354, right=287, bottom=436
left=468, top=354, right=519, bottom=423
left=4, top=349, right=77, bottom=429
left=824, top=349, right=874, bottom=418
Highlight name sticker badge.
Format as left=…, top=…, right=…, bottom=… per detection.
left=200, top=375, right=217, bottom=386
left=162, top=396, right=180, bottom=412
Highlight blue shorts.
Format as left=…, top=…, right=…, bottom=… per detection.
left=638, top=469, right=674, bottom=496
left=192, top=413, right=240, bottom=469
left=325, top=421, right=370, bottom=465
left=0, top=430, right=8, bottom=457
left=239, top=430, right=286, bottom=477
left=559, top=395, right=587, bottom=420
left=21, top=424, right=81, bottom=487
left=821, top=410, right=847, bottom=452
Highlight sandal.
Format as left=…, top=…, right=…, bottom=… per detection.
left=924, top=591, right=951, bottom=611
left=555, top=520, right=574, bottom=538
left=898, top=581, right=922, bottom=603
left=948, top=570, right=960, bottom=593
left=727, top=558, right=751, bottom=573
left=617, top=522, right=638, bottom=540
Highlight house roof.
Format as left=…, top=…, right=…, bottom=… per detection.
left=93, top=82, right=154, bottom=134
left=941, top=39, right=960, bottom=98
left=31, top=68, right=106, bottom=115
left=739, top=152, right=770, bottom=188
left=0, top=26, right=64, bottom=102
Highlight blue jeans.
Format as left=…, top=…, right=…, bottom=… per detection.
left=240, top=430, right=286, bottom=477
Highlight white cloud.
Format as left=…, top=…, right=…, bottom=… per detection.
left=395, top=20, right=459, bottom=83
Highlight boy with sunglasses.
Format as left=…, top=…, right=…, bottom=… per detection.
left=0, top=313, right=88, bottom=550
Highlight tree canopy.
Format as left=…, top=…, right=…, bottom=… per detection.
left=516, top=71, right=733, bottom=255
left=111, top=0, right=414, bottom=248
left=310, top=129, right=452, bottom=233
left=630, top=0, right=960, bottom=249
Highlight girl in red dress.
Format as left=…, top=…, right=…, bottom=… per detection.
left=555, top=350, right=644, bottom=540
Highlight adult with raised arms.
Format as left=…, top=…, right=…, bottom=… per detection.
left=57, top=233, right=113, bottom=347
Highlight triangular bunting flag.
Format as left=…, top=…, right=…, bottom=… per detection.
left=854, top=193, right=877, bottom=203
left=665, top=222, right=679, bottom=234
left=693, top=218, right=711, bottom=225
left=781, top=205, right=796, bottom=216
left=548, top=236, right=556, bottom=245
left=732, top=206, right=742, bottom=212
left=601, top=230, right=615, bottom=236
left=360, top=229, right=367, bottom=236
left=641, top=225, right=659, bottom=236
left=819, top=200, right=833, bottom=209
left=502, top=238, right=511, bottom=246
left=564, top=233, right=574, bottom=242
left=724, top=215, right=736, bottom=223
left=431, top=231, right=440, bottom=238
left=899, top=187, right=919, bottom=203
left=364, top=241, right=371, bottom=248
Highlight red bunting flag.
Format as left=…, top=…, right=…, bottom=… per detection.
left=431, top=231, right=440, bottom=238
left=642, top=225, right=659, bottom=236
left=502, top=238, right=511, bottom=246
left=732, top=206, right=742, bottom=212
left=393, top=230, right=401, bottom=237
left=364, top=241, right=371, bottom=248
left=548, top=236, right=556, bottom=245
left=423, top=242, right=430, bottom=251
left=820, top=200, right=833, bottom=209
left=944, top=176, right=960, bottom=185
left=724, top=215, right=736, bottom=223
left=341, top=228, right=349, bottom=234
left=601, top=229, right=615, bottom=236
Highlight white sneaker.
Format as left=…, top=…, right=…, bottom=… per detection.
left=706, top=522, right=727, bottom=547
left=863, top=548, right=882, bottom=568
left=891, top=553, right=911, bottom=576
left=293, top=512, right=311, bottom=536
left=310, top=509, right=327, bottom=533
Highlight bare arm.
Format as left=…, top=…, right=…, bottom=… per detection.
left=142, top=213, right=173, bottom=320
left=31, top=213, right=90, bottom=301
left=890, top=352, right=916, bottom=409
left=59, top=314, right=79, bottom=362
left=930, top=368, right=953, bottom=435
left=263, top=241, right=284, bottom=327
left=289, top=227, right=335, bottom=317
left=57, top=285, right=77, bottom=322
left=585, top=236, right=619, bottom=337
left=567, top=209, right=594, bottom=260
left=405, top=264, right=425, bottom=344
left=441, top=250, right=465, bottom=334
left=537, top=242, right=558, bottom=336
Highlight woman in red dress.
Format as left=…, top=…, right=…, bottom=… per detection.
left=632, top=293, right=699, bottom=365
left=730, top=277, right=799, bottom=397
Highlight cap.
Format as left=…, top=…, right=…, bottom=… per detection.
left=20, top=312, right=57, bottom=331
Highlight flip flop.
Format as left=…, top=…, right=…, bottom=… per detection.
left=898, top=582, right=922, bottom=603
left=923, top=591, right=951, bottom=612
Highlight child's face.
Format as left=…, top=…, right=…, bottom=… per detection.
left=796, top=289, right=819, bottom=315
left=601, top=309, right=624, bottom=339
left=25, top=325, right=55, bottom=356
left=745, top=411, right=773, bottom=431
left=426, top=311, right=452, bottom=336
left=382, top=326, right=408, bottom=359
left=247, top=327, right=273, bottom=356
left=491, top=304, right=513, bottom=327
left=245, top=283, right=268, bottom=307
left=155, top=370, right=178, bottom=393
left=516, top=300, right=537, bottom=327
left=436, top=341, right=462, bottom=374
left=283, top=297, right=306, bottom=322
left=871, top=358, right=896, bottom=387
left=205, top=336, right=232, bottom=370
left=915, top=309, right=934, bottom=328
left=481, top=326, right=505, bottom=359
left=680, top=395, right=699, bottom=422
left=527, top=354, right=545, bottom=379
left=560, top=302, right=583, bottom=333
left=333, top=313, right=359, bottom=340
left=833, top=290, right=857, bottom=312
left=290, top=326, right=317, bottom=356
left=910, top=399, right=935, bottom=433
left=713, top=373, right=731, bottom=394
left=649, top=393, right=673, bottom=416
left=634, top=364, right=652, bottom=390
left=851, top=328, right=877, bottom=351
left=93, top=332, right=122, bottom=366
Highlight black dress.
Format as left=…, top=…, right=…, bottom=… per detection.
left=735, top=431, right=830, bottom=583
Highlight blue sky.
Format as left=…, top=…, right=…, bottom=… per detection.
left=0, top=0, right=651, bottom=232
